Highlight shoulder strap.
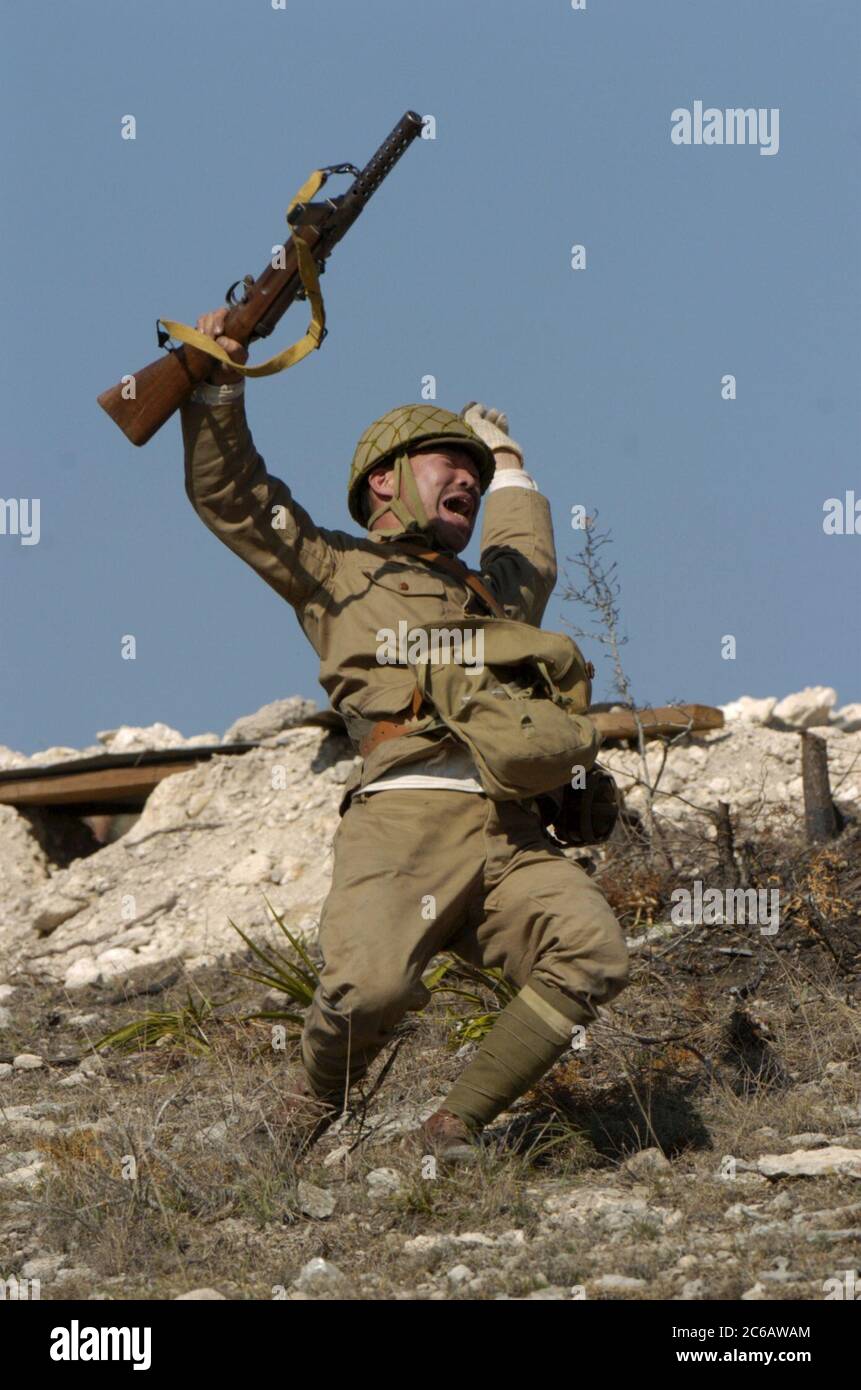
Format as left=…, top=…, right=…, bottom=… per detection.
left=392, top=542, right=507, bottom=620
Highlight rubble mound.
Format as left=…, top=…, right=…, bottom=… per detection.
left=0, top=691, right=858, bottom=988
left=0, top=712, right=357, bottom=988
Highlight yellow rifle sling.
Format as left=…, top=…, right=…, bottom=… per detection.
left=158, top=169, right=327, bottom=377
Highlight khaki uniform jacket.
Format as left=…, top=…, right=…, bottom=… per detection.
left=182, top=399, right=558, bottom=793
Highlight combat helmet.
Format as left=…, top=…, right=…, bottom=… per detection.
left=348, top=404, right=496, bottom=534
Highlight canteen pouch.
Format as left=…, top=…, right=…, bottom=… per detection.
left=536, top=766, right=621, bottom=847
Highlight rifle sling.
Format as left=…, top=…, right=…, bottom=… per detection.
left=159, top=169, right=327, bottom=378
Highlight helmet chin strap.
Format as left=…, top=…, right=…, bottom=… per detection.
left=366, top=451, right=435, bottom=538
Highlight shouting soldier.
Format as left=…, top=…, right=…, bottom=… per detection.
left=181, top=308, right=629, bottom=1162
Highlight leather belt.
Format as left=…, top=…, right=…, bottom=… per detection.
left=358, top=684, right=426, bottom=757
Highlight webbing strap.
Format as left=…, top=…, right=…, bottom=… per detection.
left=366, top=452, right=433, bottom=536
left=159, top=170, right=327, bottom=378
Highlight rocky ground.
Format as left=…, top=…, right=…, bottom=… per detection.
left=1, top=948, right=859, bottom=1302
left=1, top=687, right=859, bottom=1300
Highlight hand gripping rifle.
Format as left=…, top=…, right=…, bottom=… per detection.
left=97, top=111, right=424, bottom=446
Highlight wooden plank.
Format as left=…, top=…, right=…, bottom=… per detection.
left=0, top=741, right=260, bottom=788
left=591, top=704, right=724, bottom=742
left=0, top=761, right=198, bottom=809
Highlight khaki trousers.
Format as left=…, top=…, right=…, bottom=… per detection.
left=301, top=789, right=629, bottom=1095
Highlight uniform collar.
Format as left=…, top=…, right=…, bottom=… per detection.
left=366, top=525, right=442, bottom=549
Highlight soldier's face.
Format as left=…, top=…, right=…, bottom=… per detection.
left=406, top=446, right=481, bottom=552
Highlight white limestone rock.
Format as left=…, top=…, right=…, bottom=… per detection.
left=0, top=744, right=30, bottom=770
left=0, top=726, right=342, bottom=977
left=27, top=746, right=89, bottom=766
left=756, top=1146, right=861, bottom=1179
left=772, top=686, right=837, bottom=729
left=97, top=723, right=188, bottom=753
left=293, top=1257, right=346, bottom=1292
left=366, top=1167, right=404, bottom=1199
left=63, top=958, right=102, bottom=990
left=32, top=894, right=90, bottom=937
left=832, top=703, right=861, bottom=733
left=95, top=947, right=139, bottom=978
left=222, top=697, right=318, bottom=744
left=720, top=696, right=777, bottom=726
left=13, top=1053, right=44, bottom=1070
left=0, top=806, right=51, bottom=906
left=297, top=1180, right=336, bottom=1220
left=227, top=851, right=274, bottom=887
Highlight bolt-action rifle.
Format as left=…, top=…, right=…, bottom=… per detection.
left=97, top=110, right=423, bottom=446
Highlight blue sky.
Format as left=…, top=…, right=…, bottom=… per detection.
left=1, top=0, right=858, bottom=754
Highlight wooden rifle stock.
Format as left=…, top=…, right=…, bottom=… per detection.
left=97, top=111, right=423, bottom=447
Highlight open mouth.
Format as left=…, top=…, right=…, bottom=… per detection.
left=440, top=492, right=476, bottom=523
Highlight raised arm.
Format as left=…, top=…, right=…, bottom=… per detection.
left=464, top=404, right=557, bottom=626
left=181, top=309, right=341, bottom=611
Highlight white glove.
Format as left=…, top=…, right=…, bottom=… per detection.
left=461, top=401, right=523, bottom=465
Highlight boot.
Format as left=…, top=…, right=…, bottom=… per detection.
left=277, top=1073, right=342, bottom=1161
left=416, top=1107, right=481, bottom=1165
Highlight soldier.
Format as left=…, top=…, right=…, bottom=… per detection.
left=182, top=308, right=629, bottom=1162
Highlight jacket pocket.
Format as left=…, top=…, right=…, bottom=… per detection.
left=361, top=565, right=449, bottom=599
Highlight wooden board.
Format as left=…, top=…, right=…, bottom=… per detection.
left=590, top=704, right=724, bottom=742
left=0, top=761, right=199, bottom=810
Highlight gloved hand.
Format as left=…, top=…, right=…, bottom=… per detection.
left=461, top=402, right=524, bottom=465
